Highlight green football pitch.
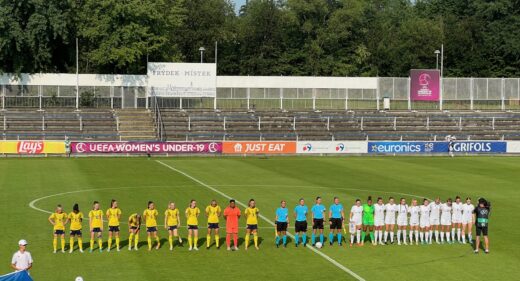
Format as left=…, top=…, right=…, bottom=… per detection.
left=1, top=157, right=518, bottom=281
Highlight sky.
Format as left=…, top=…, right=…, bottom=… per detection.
left=232, top=0, right=246, bottom=13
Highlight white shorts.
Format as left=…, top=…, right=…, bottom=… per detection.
left=462, top=216, right=472, bottom=224
left=397, top=216, right=408, bottom=226
left=352, top=217, right=362, bottom=226
left=385, top=217, right=396, bottom=225
left=409, top=217, right=419, bottom=226
left=441, top=215, right=451, bottom=226
left=420, top=218, right=430, bottom=228
left=375, top=217, right=385, bottom=227
left=429, top=217, right=440, bottom=226
left=452, top=215, right=462, bottom=224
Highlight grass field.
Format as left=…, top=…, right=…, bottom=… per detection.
left=1, top=156, right=519, bottom=281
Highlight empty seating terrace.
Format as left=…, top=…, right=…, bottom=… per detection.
left=1, top=109, right=119, bottom=140
left=159, top=109, right=520, bottom=141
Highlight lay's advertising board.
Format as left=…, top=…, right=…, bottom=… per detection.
left=0, top=141, right=66, bottom=154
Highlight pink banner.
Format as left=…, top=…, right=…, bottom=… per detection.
left=71, top=142, right=222, bottom=154
left=410, top=69, right=440, bottom=101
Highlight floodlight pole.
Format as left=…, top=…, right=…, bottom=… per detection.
left=440, top=44, right=444, bottom=111
left=199, top=47, right=205, bottom=63
left=75, top=37, right=79, bottom=110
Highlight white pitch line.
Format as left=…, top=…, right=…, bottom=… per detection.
left=156, top=160, right=365, bottom=281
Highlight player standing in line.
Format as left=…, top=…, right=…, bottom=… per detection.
left=328, top=197, right=345, bottom=246
left=374, top=197, right=386, bottom=245
left=224, top=199, right=241, bottom=251
left=440, top=198, right=453, bottom=244
left=461, top=197, right=475, bottom=244
left=244, top=199, right=260, bottom=250
left=409, top=199, right=420, bottom=245
left=429, top=198, right=442, bottom=244
left=106, top=199, right=122, bottom=252
left=311, top=197, right=326, bottom=247
left=205, top=200, right=221, bottom=249
left=275, top=200, right=289, bottom=248
left=349, top=199, right=363, bottom=246
left=452, top=196, right=463, bottom=243
left=419, top=199, right=431, bottom=245
left=128, top=213, right=141, bottom=250
left=88, top=201, right=103, bottom=253
left=473, top=198, right=490, bottom=254
left=361, top=196, right=375, bottom=246
left=396, top=198, right=408, bottom=245
left=185, top=200, right=201, bottom=251
left=165, top=202, right=182, bottom=250
left=48, top=205, right=68, bottom=253
left=384, top=197, right=397, bottom=244
left=68, top=203, right=84, bottom=253
left=143, top=201, right=160, bottom=251
left=294, top=198, right=309, bottom=247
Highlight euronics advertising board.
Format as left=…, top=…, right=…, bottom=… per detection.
left=147, top=63, right=216, bottom=97
left=297, top=141, right=367, bottom=154
left=368, top=141, right=506, bottom=154
left=0, top=141, right=65, bottom=154
left=71, top=142, right=222, bottom=154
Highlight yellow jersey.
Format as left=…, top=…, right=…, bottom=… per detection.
left=68, top=212, right=83, bottom=231
left=185, top=207, right=200, bottom=226
left=49, top=212, right=67, bottom=230
left=143, top=209, right=159, bottom=227
left=206, top=205, right=221, bottom=224
left=245, top=207, right=259, bottom=225
left=89, top=209, right=103, bottom=228
left=165, top=209, right=179, bottom=226
left=128, top=213, right=140, bottom=228
left=106, top=208, right=122, bottom=226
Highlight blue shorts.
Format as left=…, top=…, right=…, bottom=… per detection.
left=188, top=225, right=198, bottom=230
left=208, top=223, right=219, bottom=229
left=109, top=226, right=120, bottom=232
left=70, top=230, right=82, bottom=236
left=130, top=226, right=139, bottom=231
left=147, top=227, right=157, bottom=233
left=54, top=230, right=65, bottom=235
left=168, top=226, right=178, bottom=231
left=247, top=224, right=258, bottom=230
left=92, top=228, right=102, bottom=233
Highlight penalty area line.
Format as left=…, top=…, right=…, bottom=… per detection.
left=155, top=160, right=365, bottom=281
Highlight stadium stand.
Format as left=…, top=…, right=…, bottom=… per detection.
left=1, top=109, right=119, bottom=141
left=3, top=107, right=520, bottom=142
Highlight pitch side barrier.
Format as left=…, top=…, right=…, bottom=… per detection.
left=2, top=140, right=519, bottom=156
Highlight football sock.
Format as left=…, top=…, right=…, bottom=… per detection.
left=245, top=234, right=250, bottom=248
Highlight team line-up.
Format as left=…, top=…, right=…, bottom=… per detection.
left=47, top=195, right=491, bottom=253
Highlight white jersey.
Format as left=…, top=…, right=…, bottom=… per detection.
left=440, top=203, right=452, bottom=226
left=429, top=202, right=441, bottom=225
left=409, top=206, right=420, bottom=226
left=419, top=205, right=431, bottom=228
left=452, top=202, right=463, bottom=223
left=384, top=203, right=397, bottom=224
left=350, top=205, right=363, bottom=225
left=11, top=251, right=32, bottom=272
left=462, top=203, right=475, bottom=224
left=396, top=204, right=408, bottom=226
left=374, top=204, right=386, bottom=226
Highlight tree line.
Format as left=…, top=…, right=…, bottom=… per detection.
left=0, top=0, right=518, bottom=77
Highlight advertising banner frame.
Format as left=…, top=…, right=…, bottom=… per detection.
left=410, top=69, right=440, bottom=101
left=71, top=141, right=222, bottom=154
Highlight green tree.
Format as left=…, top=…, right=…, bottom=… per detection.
left=0, top=0, right=73, bottom=74
left=77, top=0, right=185, bottom=74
